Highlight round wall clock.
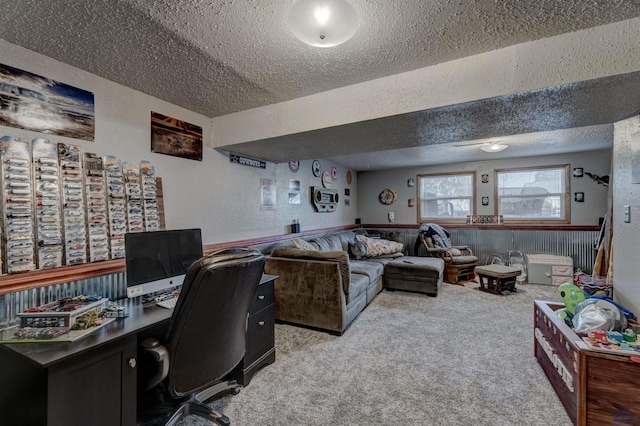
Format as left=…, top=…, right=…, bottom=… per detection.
left=322, top=171, right=332, bottom=188
left=346, top=170, right=352, bottom=185
left=379, top=188, right=397, bottom=205
left=331, top=166, right=338, bottom=181
left=289, top=160, right=300, bottom=173
left=312, top=160, right=321, bottom=177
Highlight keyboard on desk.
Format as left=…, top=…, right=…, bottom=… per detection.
left=156, top=296, right=179, bottom=309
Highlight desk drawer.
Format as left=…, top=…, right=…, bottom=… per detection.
left=249, top=280, right=274, bottom=314
left=246, top=305, right=275, bottom=366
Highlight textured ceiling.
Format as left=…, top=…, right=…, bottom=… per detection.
left=219, top=71, right=640, bottom=164
left=1, top=0, right=638, bottom=118
left=1, top=0, right=639, bottom=170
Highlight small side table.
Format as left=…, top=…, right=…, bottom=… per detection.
left=475, top=264, right=521, bottom=295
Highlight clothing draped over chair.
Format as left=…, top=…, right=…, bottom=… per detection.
left=415, top=223, right=478, bottom=284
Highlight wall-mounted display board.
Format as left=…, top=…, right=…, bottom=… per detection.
left=123, top=162, right=144, bottom=233
left=1, top=137, right=35, bottom=273
left=0, top=135, right=166, bottom=275
left=32, top=139, right=63, bottom=270
left=58, top=143, right=87, bottom=266
left=104, top=156, right=126, bottom=259
left=84, top=153, right=109, bottom=262
left=140, top=161, right=160, bottom=232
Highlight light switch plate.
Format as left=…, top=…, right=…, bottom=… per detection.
left=624, top=205, right=631, bottom=223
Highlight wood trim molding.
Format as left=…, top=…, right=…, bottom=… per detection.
left=203, top=224, right=360, bottom=253
left=0, top=260, right=126, bottom=296
left=0, top=224, right=361, bottom=296
left=363, top=223, right=601, bottom=231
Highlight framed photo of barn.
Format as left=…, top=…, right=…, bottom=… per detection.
left=151, top=112, right=203, bottom=161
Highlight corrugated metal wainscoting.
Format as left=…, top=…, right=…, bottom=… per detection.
left=369, top=227, right=598, bottom=276
left=0, top=272, right=127, bottom=328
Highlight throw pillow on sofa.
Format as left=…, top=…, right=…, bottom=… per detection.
left=349, top=238, right=368, bottom=259
left=353, top=234, right=403, bottom=258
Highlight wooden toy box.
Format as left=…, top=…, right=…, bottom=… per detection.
left=534, top=300, right=640, bottom=425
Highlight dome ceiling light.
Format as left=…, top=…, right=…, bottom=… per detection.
left=480, top=143, right=509, bottom=153
left=288, top=0, right=359, bottom=48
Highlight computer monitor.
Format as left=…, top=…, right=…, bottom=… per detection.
left=125, top=229, right=203, bottom=298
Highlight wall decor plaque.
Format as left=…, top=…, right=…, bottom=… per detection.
left=379, top=188, right=397, bottom=205
left=466, top=215, right=503, bottom=225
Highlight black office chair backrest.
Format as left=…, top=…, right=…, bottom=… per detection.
left=164, top=247, right=265, bottom=398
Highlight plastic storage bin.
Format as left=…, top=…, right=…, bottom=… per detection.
left=526, top=254, right=573, bottom=286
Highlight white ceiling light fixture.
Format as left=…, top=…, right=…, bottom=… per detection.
left=288, top=0, right=359, bottom=48
left=480, top=143, right=509, bottom=153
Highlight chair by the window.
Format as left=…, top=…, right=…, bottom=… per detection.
left=138, top=247, right=265, bottom=426
left=414, top=223, right=478, bottom=284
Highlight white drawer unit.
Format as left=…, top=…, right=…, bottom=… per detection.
left=526, top=254, right=573, bottom=286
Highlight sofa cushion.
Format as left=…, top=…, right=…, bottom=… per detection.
left=271, top=247, right=351, bottom=295
left=364, top=257, right=396, bottom=266
left=291, top=238, right=318, bottom=251
left=350, top=260, right=384, bottom=282
left=353, top=235, right=404, bottom=258
left=447, top=255, right=478, bottom=265
left=349, top=273, right=369, bottom=303
left=311, top=234, right=344, bottom=251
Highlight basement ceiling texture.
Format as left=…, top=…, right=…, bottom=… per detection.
left=1, top=0, right=640, bottom=169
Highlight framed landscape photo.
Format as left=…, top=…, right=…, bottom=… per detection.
left=0, top=62, right=95, bottom=141
left=151, top=112, right=203, bottom=161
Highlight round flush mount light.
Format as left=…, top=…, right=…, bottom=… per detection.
left=288, top=0, right=359, bottom=48
left=480, top=143, right=509, bottom=153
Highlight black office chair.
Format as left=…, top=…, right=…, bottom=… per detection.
left=138, top=247, right=265, bottom=426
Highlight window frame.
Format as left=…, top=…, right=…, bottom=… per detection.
left=494, top=164, right=571, bottom=224
left=417, top=171, right=476, bottom=224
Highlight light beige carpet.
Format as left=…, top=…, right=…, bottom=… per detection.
left=165, top=282, right=572, bottom=426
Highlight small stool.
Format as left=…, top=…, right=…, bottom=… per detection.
left=475, top=264, right=521, bottom=295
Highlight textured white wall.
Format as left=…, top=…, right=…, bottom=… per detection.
left=211, top=17, right=640, bottom=147
left=612, top=115, right=640, bottom=315
left=356, top=151, right=611, bottom=226
left=0, top=40, right=357, bottom=245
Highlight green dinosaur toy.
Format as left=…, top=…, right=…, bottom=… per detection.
left=556, top=282, right=589, bottom=321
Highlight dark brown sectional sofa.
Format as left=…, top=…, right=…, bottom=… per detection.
left=264, top=230, right=443, bottom=335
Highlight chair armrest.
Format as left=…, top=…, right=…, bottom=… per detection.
left=141, top=337, right=169, bottom=390
left=422, top=247, right=455, bottom=263
left=451, top=245, right=474, bottom=256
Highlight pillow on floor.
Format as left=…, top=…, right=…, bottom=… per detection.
left=354, top=234, right=403, bottom=258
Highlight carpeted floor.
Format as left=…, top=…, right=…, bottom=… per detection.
left=155, top=282, right=573, bottom=426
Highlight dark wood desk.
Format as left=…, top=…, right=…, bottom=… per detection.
left=0, top=274, right=276, bottom=426
left=0, top=299, right=171, bottom=426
